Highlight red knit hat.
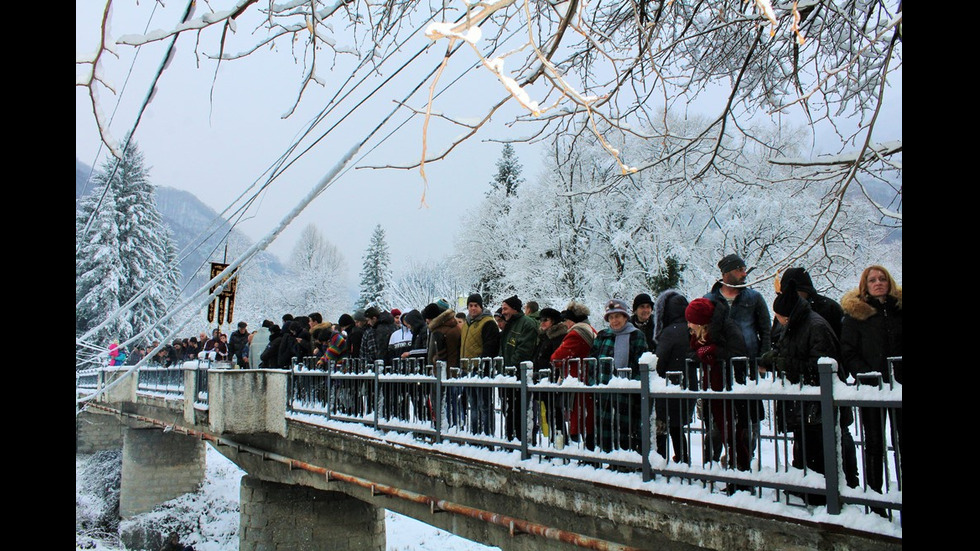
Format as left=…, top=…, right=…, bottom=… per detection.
left=685, top=298, right=715, bottom=326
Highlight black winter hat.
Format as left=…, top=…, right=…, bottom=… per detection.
left=718, top=254, right=746, bottom=273
left=503, top=295, right=522, bottom=311
left=539, top=308, right=563, bottom=324
left=773, top=280, right=801, bottom=317
left=467, top=293, right=484, bottom=307
left=632, top=293, right=653, bottom=311
left=364, top=306, right=381, bottom=319
left=422, top=302, right=445, bottom=321
left=337, top=314, right=355, bottom=328
left=780, top=267, right=816, bottom=296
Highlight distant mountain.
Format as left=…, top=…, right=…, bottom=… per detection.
left=75, top=158, right=285, bottom=295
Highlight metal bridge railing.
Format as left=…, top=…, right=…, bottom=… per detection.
left=136, top=365, right=186, bottom=397
left=77, top=353, right=901, bottom=519
left=284, top=354, right=902, bottom=518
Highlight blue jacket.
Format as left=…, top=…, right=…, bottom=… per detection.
left=705, top=282, right=771, bottom=359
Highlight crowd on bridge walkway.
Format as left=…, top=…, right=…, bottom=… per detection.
left=107, top=255, right=902, bottom=510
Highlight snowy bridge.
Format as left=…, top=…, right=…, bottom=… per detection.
left=75, top=357, right=902, bottom=551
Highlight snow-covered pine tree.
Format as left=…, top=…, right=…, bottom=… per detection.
left=355, top=224, right=392, bottom=310
left=489, top=143, right=524, bottom=199
left=76, top=140, right=182, bottom=352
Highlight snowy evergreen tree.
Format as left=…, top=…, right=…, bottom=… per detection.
left=356, top=224, right=392, bottom=310
left=76, top=140, right=182, bottom=351
left=489, top=143, right=524, bottom=199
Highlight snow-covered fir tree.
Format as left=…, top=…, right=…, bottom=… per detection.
left=76, top=140, right=182, bottom=355
left=355, top=224, right=392, bottom=310
left=489, top=143, right=524, bottom=198
left=455, top=144, right=527, bottom=306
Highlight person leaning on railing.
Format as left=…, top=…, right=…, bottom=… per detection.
left=589, top=298, right=648, bottom=456
left=759, top=279, right=840, bottom=506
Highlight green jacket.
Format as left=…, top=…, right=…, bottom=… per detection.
left=499, top=312, right=539, bottom=369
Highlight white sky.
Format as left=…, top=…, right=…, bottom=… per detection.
left=75, top=1, right=901, bottom=284
left=75, top=1, right=543, bottom=279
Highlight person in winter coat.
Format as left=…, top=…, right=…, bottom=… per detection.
left=589, top=298, right=649, bottom=455
left=499, top=295, right=539, bottom=441
left=459, top=293, right=500, bottom=436
left=424, top=303, right=462, bottom=425
left=531, top=308, right=568, bottom=444
left=108, top=341, right=121, bottom=366
left=685, top=297, right=752, bottom=476
left=704, top=254, right=770, bottom=459
left=259, top=323, right=283, bottom=368
left=312, top=322, right=347, bottom=368
left=229, top=322, right=250, bottom=368
left=760, top=280, right=840, bottom=505
left=552, top=301, right=597, bottom=449
left=652, top=290, right=695, bottom=464
left=630, top=293, right=656, bottom=353
left=773, top=268, right=859, bottom=489
left=840, top=265, right=902, bottom=498
left=278, top=317, right=312, bottom=369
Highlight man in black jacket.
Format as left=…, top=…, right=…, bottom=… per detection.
left=774, top=267, right=859, bottom=488
left=229, top=321, right=250, bottom=368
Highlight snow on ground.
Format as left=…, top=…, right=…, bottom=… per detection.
left=76, top=444, right=497, bottom=551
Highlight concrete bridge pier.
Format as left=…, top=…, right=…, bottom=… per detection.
left=119, top=427, right=206, bottom=518
left=240, top=476, right=385, bottom=551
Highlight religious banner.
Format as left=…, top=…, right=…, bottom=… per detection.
left=208, top=262, right=239, bottom=325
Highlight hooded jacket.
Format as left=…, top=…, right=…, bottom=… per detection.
left=427, top=308, right=461, bottom=368
left=653, top=290, right=696, bottom=427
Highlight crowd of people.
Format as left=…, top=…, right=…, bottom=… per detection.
left=103, top=255, right=902, bottom=503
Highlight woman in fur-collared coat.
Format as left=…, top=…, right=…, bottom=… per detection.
left=841, top=265, right=902, bottom=496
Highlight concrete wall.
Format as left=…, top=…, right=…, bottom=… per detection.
left=119, top=428, right=206, bottom=518
left=240, top=475, right=384, bottom=551
left=76, top=410, right=125, bottom=453
left=208, top=369, right=287, bottom=436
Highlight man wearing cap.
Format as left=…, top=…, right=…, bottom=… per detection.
left=229, top=321, right=251, bottom=368
left=499, top=295, right=539, bottom=441
left=391, top=308, right=403, bottom=329
left=589, top=298, right=649, bottom=455
left=705, top=254, right=772, bottom=360
left=630, top=293, right=655, bottom=352
left=705, top=253, right=771, bottom=457
left=460, top=293, right=500, bottom=436
left=531, top=308, right=568, bottom=443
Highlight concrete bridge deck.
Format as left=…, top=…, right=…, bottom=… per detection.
left=76, top=365, right=903, bottom=551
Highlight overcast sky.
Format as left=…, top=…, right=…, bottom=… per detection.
left=76, top=1, right=549, bottom=279
left=76, top=1, right=901, bottom=284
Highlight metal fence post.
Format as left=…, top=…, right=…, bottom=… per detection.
left=326, top=360, right=334, bottom=420
left=374, top=360, right=384, bottom=429
left=520, top=361, right=531, bottom=461
left=640, top=357, right=653, bottom=482
left=435, top=360, right=445, bottom=444
left=818, top=358, right=842, bottom=514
